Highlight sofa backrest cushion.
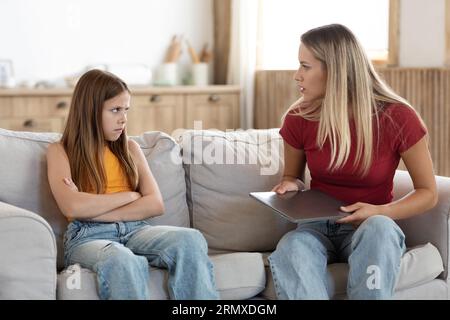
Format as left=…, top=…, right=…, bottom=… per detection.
left=0, top=129, right=188, bottom=270
left=180, top=129, right=297, bottom=253
left=131, top=132, right=190, bottom=228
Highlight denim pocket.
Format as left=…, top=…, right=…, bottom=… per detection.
left=64, top=221, right=87, bottom=246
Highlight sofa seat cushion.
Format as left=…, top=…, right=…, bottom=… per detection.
left=260, top=242, right=444, bottom=299
left=57, top=252, right=265, bottom=300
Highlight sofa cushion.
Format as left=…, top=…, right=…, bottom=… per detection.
left=131, top=132, right=189, bottom=228
left=57, top=264, right=167, bottom=300
left=260, top=242, right=444, bottom=299
left=180, top=129, right=296, bottom=253
left=0, top=129, right=65, bottom=269
left=392, top=279, right=449, bottom=300
left=0, top=202, right=57, bottom=299
left=57, top=252, right=265, bottom=300
left=211, top=252, right=266, bottom=299
left=0, top=129, right=188, bottom=270
left=395, top=242, right=444, bottom=290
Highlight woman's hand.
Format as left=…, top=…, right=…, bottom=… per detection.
left=272, top=177, right=305, bottom=194
left=336, top=202, right=382, bottom=227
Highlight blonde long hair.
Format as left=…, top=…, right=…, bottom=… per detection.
left=285, top=24, right=424, bottom=176
left=61, top=69, right=138, bottom=193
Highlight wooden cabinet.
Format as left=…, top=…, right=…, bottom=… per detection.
left=130, top=86, right=241, bottom=134
left=127, top=94, right=184, bottom=136
left=0, top=117, right=64, bottom=132
left=0, top=94, right=71, bottom=132
left=0, top=86, right=240, bottom=135
left=185, top=93, right=240, bottom=130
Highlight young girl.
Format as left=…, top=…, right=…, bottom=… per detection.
left=47, top=69, right=219, bottom=300
left=270, top=24, right=437, bottom=299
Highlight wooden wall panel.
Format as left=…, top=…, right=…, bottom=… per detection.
left=213, top=0, right=232, bottom=84
left=254, top=70, right=297, bottom=129
left=254, top=68, right=450, bottom=177
left=446, top=0, right=450, bottom=67
left=388, top=0, right=400, bottom=66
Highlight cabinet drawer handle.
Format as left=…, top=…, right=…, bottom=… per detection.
left=56, top=101, right=68, bottom=109
left=208, top=94, right=220, bottom=103
left=23, top=119, right=35, bottom=128
left=150, top=95, right=162, bottom=103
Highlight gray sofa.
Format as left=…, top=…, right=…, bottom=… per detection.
left=0, top=128, right=449, bottom=300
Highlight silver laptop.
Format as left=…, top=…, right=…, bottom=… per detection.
left=249, top=189, right=350, bottom=223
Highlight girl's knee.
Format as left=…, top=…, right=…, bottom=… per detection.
left=100, top=243, right=146, bottom=270
left=171, top=229, right=208, bottom=252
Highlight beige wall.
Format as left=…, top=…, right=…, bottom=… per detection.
left=400, top=0, right=446, bottom=66
left=0, top=0, right=214, bottom=85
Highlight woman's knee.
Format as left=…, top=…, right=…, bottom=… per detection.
left=352, top=215, right=405, bottom=248
left=275, top=229, right=324, bottom=259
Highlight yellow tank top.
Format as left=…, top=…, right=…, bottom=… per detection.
left=67, top=147, right=132, bottom=222
left=103, top=146, right=133, bottom=194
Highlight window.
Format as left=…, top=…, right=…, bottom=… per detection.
left=258, top=0, right=390, bottom=69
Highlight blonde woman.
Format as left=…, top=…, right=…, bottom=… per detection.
left=47, top=69, right=219, bottom=300
left=269, top=24, right=437, bottom=299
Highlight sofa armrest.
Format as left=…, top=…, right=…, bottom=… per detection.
left=0, top=201, right=57, bottom=299
left=393, top=171, right=450, bottom=280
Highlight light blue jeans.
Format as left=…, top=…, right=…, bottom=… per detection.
left=268, top=215, right=406, bottom=300
left=64, top=220, right=220, bottom=300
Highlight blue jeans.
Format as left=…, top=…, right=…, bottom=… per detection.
left=64, top=220, right=220, bottom=300
left=268, top=215, right=406, bottom=299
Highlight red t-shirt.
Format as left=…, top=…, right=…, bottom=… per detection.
left=279, top=103, right=427, bottom=205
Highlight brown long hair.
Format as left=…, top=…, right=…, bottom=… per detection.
left=61, top=69, right=138, bottom=193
